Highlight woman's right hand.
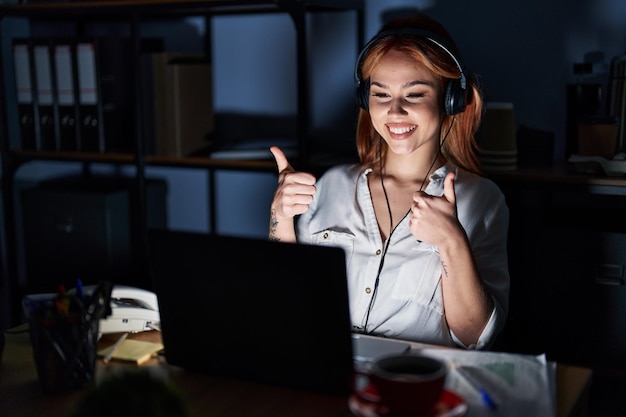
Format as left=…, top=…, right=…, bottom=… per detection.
left=269, top=146, right=317, bottom=219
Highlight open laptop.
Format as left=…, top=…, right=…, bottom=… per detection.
left=148, top=229, right=355, bottom=396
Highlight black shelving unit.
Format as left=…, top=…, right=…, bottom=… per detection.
left=0, top=0, right=364, bottom=327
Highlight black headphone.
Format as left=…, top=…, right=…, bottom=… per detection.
left=354, top=27, right=468, bottom=115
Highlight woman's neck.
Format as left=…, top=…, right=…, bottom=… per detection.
left=382, top=151, right=445, bottom=188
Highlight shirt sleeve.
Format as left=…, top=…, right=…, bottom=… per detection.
left=451, top=173, right=511, bottom=350
left=449, top=298, right=503, bottom=350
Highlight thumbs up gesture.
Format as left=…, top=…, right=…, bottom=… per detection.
left=409, top=171, right=460, bottom=245
left=270, top=146, right=317, bottom=220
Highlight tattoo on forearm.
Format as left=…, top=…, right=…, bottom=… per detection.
left=441, top=260, right=449, bottom=277
left=269, top=208, right=280, bottom=241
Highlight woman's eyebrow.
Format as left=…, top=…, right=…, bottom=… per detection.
left=405, top=79, right=435, bottom=88
left=370, top=79, right=434, bottom=89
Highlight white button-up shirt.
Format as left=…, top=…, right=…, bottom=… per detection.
left=296, top=163, right=510, bottom=349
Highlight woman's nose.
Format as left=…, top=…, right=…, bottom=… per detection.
left=388, top=99, right=408, bottom=115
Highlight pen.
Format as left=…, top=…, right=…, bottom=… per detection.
left=479, top=387, right=497, bottom=411
left=103, top=332, right=128, bottom=364
left=452, top=363, right=498, bottom=411
left=55, top=284, right=70, bottom=316
left=76, top=278, right=85, bottom=301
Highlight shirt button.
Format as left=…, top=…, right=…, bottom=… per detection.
left=376, top=249, right=381, bottom=255
left=365, top=287, right=371, bottom=294
left=323, top=232, right=329, bottom=239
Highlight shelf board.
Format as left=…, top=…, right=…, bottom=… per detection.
left=147, top=154, right=276, bottom=171
left=488, top=162, right=626, bottom=190
left=7, top=148, right=361, bottom=173
left=0, top=0, right=363, bottom=19
left=8, top=149, right=277, bottom=171
left=9, top=149, right=135, bottom=164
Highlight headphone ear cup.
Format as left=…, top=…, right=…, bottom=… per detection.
left=444, top=78, right=466, bottom=115
left=357, top=80, right=370, bottom=111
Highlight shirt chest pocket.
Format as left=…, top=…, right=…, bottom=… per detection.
left=390, top=246, right=443, bottom=315
left=310, top=230, right=355, bottom=264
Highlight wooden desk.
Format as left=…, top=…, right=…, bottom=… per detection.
left=1, top=329, right=592, bottom=417
left=486, top=164, right=626, bottom=371
left=487, top=163, right=626, bottom=193
left=485, top=162, right=626, bottom=187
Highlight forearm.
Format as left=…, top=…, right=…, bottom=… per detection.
left=438, top=232, right=494, bottom=346
left=269, top=207, right=297, bottom=243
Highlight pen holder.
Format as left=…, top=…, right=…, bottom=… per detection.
left=23, top=281, right=112, bottom=393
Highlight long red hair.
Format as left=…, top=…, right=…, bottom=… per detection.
left=355, top=14, right=483, bottom=175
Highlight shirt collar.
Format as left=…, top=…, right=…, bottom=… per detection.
left=361, top=163, right=457, bottom=195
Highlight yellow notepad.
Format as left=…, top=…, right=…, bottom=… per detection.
left=98, top=339, right=164, bottom=365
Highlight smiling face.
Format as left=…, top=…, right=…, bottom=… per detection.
left=367, top=49, right=443, bottom=158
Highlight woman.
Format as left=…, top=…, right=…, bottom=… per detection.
left=268, top=13, right=509, bottom=350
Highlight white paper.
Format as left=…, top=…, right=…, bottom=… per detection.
left=417, top=348, right=555, bottom=417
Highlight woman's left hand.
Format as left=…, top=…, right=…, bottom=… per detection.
left=409, top=171, right=461, bottom=245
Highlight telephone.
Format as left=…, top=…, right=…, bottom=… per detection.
left=99, top=285, right=161, bottom=334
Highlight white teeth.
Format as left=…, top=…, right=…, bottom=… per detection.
left=389, top=125, right=416, bottom=134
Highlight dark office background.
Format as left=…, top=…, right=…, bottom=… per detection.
left=0, top=0, right=624, bottom=337
left=0, top=0, right=623, bottom=231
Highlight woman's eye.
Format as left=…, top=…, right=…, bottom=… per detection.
left=407, top=93, right=425, bottom=99
left=372, top=92, right=389, bottom=98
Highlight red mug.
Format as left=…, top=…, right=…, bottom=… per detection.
left=355, top=354, right=448, bottom=417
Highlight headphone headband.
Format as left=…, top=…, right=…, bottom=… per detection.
left=354, top=27, right=468, bottom=115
